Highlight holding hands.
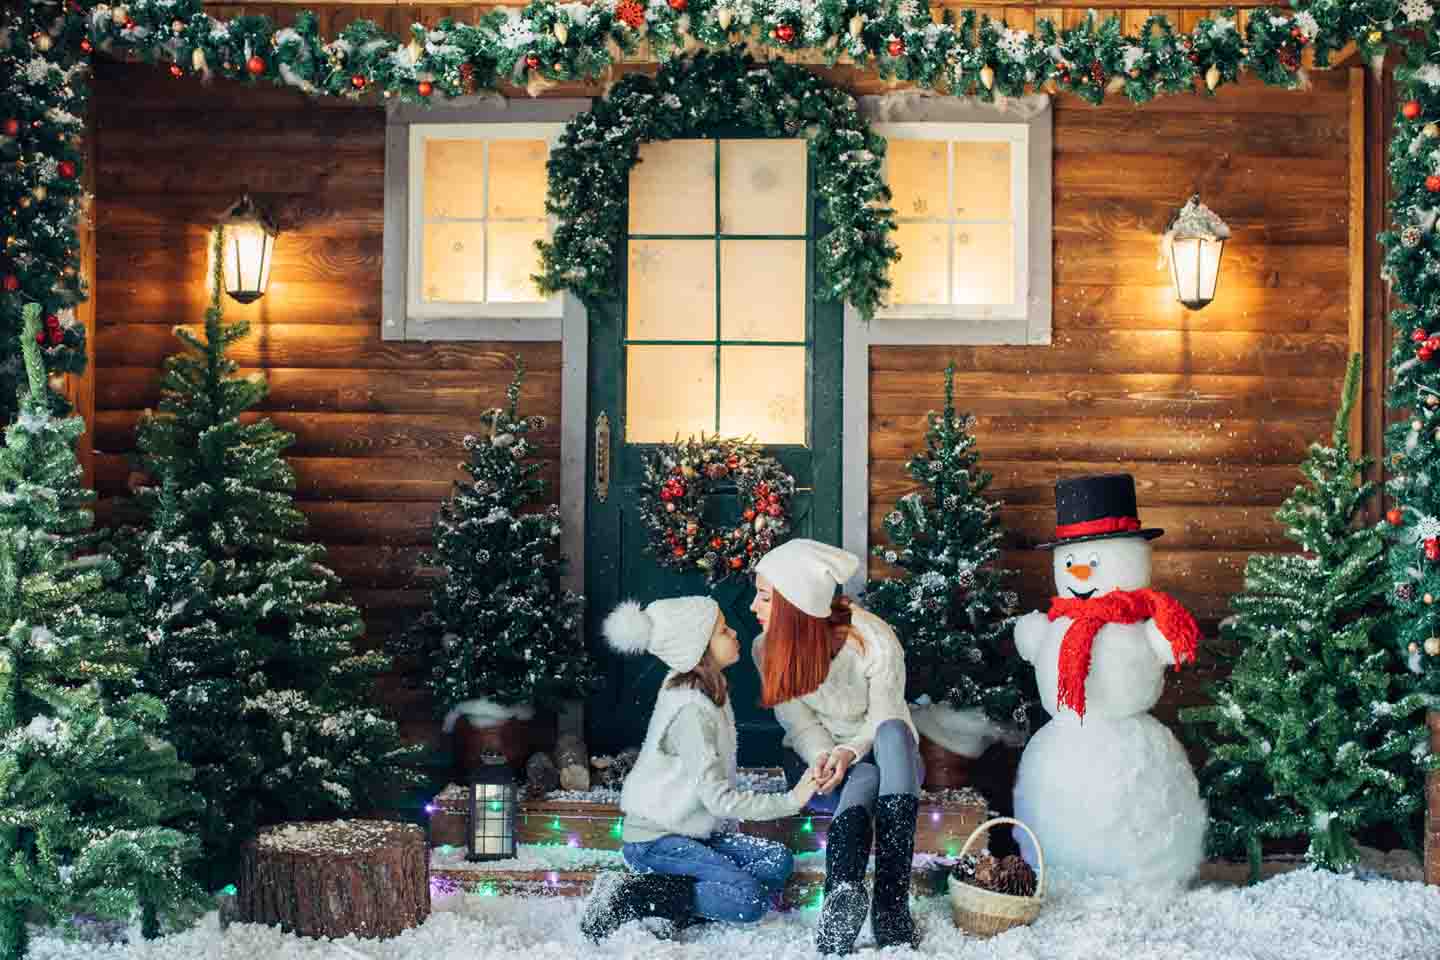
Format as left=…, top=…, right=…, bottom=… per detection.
left=811, top=748, right=854, bottom=795
left=788, top=768, right=820, bottom=808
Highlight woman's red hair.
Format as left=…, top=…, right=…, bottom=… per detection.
left=759, top=592, right=857, bottom=708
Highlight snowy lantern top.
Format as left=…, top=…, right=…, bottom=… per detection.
left=1162, top=195, right=1229, bottom=311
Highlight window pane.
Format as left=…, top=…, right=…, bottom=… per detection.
left=890, top=222, right=948, bottom=305
left=629, top=140, right=716, bottom=235
left=953, top=223, right=1014, bottom=305
left=719, top=139, right=807, bottom=236
left=422, top=222, right=484, bottom=302
left=627, top=240, right=716, bottom=340
left=627, top=346, right=717, bottom=443
left=952, top=141, right=1011, bottom=221
left=719, top=346, right=806, bottom=445
left=886, top=139, right=946, bottom=220
left=720, top=240, right=806, bottom=342
left=487, top=221, right=547, bottom=303
left=423, top=139, right=487, bottom=219
left=488, top=139, right=549, bottom=219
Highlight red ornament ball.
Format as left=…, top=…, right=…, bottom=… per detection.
left=887, top=37, right=905, bottom=57
left=668, top=0, right=687, bottom=10
left=2, top=275, right=18, bottom=292
left=615, top=0, right=646, bottom=29
left=47, top=329, right=62, bottom=346
left=58, top=160, right=76, bottom=179
left=2, top=118, right=18, bottom=137
left=1427, top=538, right=1440, bottom=562
left=729, top=557, right=744, bottom=570
left=672, top=546, right=686, bottom=558
left=1387, top=507, right=1405, bottom=526
left=710, top=537, right=724, bottom=549
left=351, top=74, right=367, bottom=89
left=774, top=23, right=796, bottom=44
left=1427, top=174, right=1440, bottom=193
left=1404, top=100, right=1423, bottom=121
left=766, top=503, right=783, bottom=517
left=246, top=55, right=265, bottom=75
left=1414, top=328, right=1430, bottom=344
left=1290, top=26, right=1304, bottom=41
left=417, top=80, right=433, bottom=97
left=80, top=38, right=93, bottom=53
left=170, top=64, right=184, bottom=78
left=35, top=332, right=47, bottom=345
left=525, top=53, right=541, bottom=70
left=44, top=314, right=59, bottom=329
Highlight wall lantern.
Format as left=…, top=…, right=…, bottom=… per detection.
left=1164, top=195, right=1229, bottom=311
left=217, top=194, right=277, bottom=304
left=467, top=755, right=519, bottom=862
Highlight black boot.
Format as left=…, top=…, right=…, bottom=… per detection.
left=580, top=872, right=695, bottom=943
left=871, top=794, right=921, bottom=949
left=816, top=805, right=872, bottom=955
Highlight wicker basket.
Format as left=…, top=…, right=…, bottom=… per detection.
left=947, top=817, right=1046, bottom=938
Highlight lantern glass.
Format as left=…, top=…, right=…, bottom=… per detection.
left=468, top=767, right=519, bottom=862
left=218, top=196, right=277, bottom=305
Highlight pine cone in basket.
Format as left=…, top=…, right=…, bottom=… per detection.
left=993, top=855, right=1037, bottom=897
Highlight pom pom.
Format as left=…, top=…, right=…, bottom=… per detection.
left=603, top=600, right=652, bottom=655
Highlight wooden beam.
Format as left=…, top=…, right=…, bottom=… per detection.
left=1348, top=66, right=1365, bottom=456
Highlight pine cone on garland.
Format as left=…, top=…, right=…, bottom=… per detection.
left=1397, top=582, right=1417, bottom=603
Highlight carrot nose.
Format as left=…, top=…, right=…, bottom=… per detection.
left=1070, top=565, right=1092, bottom=581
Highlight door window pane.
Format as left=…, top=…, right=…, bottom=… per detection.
left=627, top=240, right=717, bottom=340
left=629, top=140, right=716, bottom=235
left=720, top=240, right=806, bottom=342
left=719, top=139, right=808, bottom=235
left=627, top=346, right=717, bottom=443
left=720, top=346, right=806, bottom=444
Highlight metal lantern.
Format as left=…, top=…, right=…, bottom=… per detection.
left=1164, top=194, right=1229, bottom=311
left=468, top=757, right=519, bottom=862
left=217, top=194, right=277, bottom=304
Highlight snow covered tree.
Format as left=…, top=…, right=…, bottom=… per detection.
left=0, top=304, right=204, bottom=960
left=397, top=360, right=593, bottom=714
left=123, top=232, right=420, bottom=884
left=864, top=363, right=1034, bottom=730
left=1184, top=355, right=1433, bottom=877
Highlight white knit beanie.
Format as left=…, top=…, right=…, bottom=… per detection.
left=602, top=596, right=720, bottom=674
left=753, top=539, right=861, bottom=618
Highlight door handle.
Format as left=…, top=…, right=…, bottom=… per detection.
left=595, top=411, right=610, bottom=503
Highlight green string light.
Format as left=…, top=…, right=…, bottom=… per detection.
left=801, top=817, right=814, bottom=833
left=550, top=817, right=562, bottom=831
left=610, top=818, right=623, bottom=837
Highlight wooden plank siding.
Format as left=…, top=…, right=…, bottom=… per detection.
left=92, top=34, right=1363, bottom=753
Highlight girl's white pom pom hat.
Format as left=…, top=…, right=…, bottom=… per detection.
left=603, top=596, right=720, bottom=673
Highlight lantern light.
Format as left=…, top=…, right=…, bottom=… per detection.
left=1164, top=194, right=1229, bottom=311
left=467, top=755, right=519, bottom=862
left=216, top=193, right=277, bottom=304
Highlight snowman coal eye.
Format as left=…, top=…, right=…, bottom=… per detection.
left=1087, top=552, right=1101, bottom=568
left=1063, top=555, right=1075, bottom=568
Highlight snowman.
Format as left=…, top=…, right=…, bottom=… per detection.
left=1012, top=474, right=1207, bottom=888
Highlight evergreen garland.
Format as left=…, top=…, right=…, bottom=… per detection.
left=395, top=360, right=594, bottom=711
left=864, top=363, right=1035, bottom=729
left=536, top=52, right=898, bottom=319
left=1185, top=356, right=1435, bottom=878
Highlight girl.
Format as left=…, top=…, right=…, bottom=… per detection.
left=752, top=539, right=923, bottom=954
left=580, top=595, right=817, bottom=943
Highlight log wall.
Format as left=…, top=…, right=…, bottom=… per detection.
left=92, top=10, right=1365, bottom=748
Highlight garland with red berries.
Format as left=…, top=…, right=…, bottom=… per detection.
left=638, top=436, right=795, bottom=585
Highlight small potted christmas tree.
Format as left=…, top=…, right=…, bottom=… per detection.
left=865, top=364, right=1035, bottom=787
left=398, top=359, right=594, bottom=773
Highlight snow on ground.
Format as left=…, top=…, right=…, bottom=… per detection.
left=26, top=867, right=1440, bottom=960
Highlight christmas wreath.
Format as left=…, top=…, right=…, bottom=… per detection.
left=638, top=436, right=796, bottom=585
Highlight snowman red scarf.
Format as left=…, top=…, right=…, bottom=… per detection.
left=1048, top=588, right=1200, bottom=719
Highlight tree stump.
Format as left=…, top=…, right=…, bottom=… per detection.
left=237, top=820, right=430, bottom=939
left=1427, top=711, right=1440, bottom=886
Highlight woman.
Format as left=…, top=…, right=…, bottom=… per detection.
left=751, top=539, right=923, bottom=954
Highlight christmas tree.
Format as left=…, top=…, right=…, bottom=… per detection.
left=864, top=363, right=1033, bottom=730
left=397, top=360, right=593, bottom=714
left=1184, top=355, right=1432, bottom=877
left=124, top=232, right=420, bottom=883
left=0, top=304, right=204, bottom=960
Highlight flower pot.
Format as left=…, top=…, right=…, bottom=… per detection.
left=453, top=710, right=557, bottom=776
left=919, top=732, right=973, bottom=790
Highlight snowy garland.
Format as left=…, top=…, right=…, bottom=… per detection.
left=637, top=435, right=795, bottom=584
left=535, top=52, right=897, bottom=317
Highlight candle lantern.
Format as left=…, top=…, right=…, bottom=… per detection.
left=468, top=755, right=519, bottom=862
left=216, top=194, right=277, bottom=304
left=1164, top=194, right=1229, bottom=311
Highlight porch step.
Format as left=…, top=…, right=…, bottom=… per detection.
left=429, top=781, right=990, bottom=857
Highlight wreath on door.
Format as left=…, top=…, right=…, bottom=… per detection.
left=535, top=51, right=899, bottom=320
left=638, top=436, right=796, bottom=585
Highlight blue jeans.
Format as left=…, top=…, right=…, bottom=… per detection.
left=622, top=832, right=794, bottom=923
left=782, top=718, right=924, bottom=816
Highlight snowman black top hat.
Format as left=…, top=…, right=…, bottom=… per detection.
left=1035, top=473, right=1164, bottom=550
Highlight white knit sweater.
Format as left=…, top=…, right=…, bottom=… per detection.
left=620, top=680, right=803, bottom=843
left=755, top=605, right=917, bottom=765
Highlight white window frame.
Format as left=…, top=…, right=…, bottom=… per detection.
left=406, top=122, right=564, bottom=324
left=872, top=121, right=1030, bottom=325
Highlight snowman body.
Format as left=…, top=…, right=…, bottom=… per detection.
left=1011, top=536, right=1206, bottom=888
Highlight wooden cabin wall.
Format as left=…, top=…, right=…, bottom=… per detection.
left=869, top=69, right=1359, bottom=730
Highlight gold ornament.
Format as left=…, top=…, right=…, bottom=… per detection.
left=17, top=196, right=29, bottom=209
left=408, top=38, right=423, bottom=62
left=172, top=19, right=185, bottom=35
left=1106, top=75, right=1125, bottom=94
left=112, top=5, right=129, bottom=24
left=32, top=185, right=46, bottom=202
left=1428, top=394, right=1440, bottom=408
left=63, top=265, right=77, bottom=277
left=1412, top=642, right=1421, bottom=654
left=554, top=21, right=569, bottom=44
left=1368, top=30, right=1382, bottom=43
left=34, top=32, right=53, bottom=52
left=849, top=14, right=865, bottom=38
left=192, top=47, right=208, bottom=73
left=979, top=65, right=995, bottom=90
left=1426, top=593, right=1435, bottom=605
left=1428, top=636, right=1440, bottom=656
left=1424, top=123, right=1440, bottom=139
left=1205, top=64, right=1221, bottom=91
left=1413, top=418, right=1424, bottom=431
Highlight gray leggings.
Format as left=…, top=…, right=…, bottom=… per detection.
left=782, top=718, right=922, bottom=817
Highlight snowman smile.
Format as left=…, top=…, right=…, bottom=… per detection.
left=1068, top=587, right=1097, bottom=600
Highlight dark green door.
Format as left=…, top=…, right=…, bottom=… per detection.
left=585, top=135, right=842, bottom=765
